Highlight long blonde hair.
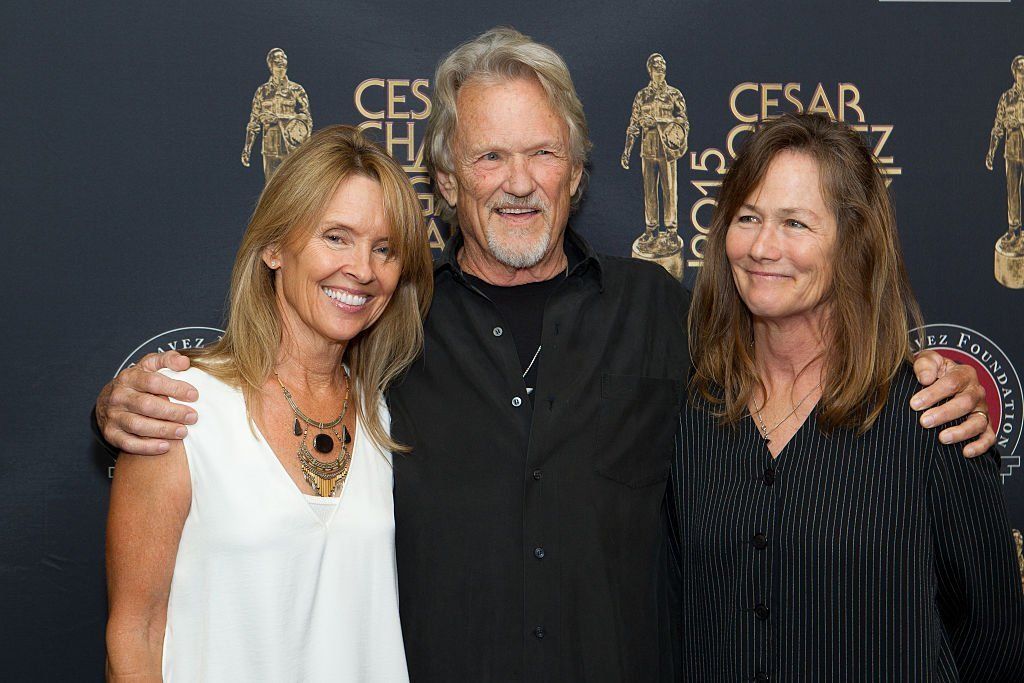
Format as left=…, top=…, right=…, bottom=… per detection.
left=189, top=125, right=433, bottom=452
left=689, top=113, right=923, bottom=433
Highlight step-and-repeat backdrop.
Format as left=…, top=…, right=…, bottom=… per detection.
left=3, top=0, right=1022, bottom=676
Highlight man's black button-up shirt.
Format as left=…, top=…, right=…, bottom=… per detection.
left=389, top=230, right=691, bottom=682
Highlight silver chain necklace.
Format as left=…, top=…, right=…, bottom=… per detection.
left=753, top=383, right=821, bottom=443
left=522, top=345, right=542, bottom=379
left=518, top=260, right=569, bottom=393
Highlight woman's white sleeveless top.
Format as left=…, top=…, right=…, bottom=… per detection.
left=160, top=367, right=408, bottom=682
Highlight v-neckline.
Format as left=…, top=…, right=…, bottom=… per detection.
left=247, top=393, right=359, bottom=529
left=750, top=400, right=820, bottom=462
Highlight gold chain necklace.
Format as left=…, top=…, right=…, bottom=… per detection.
left=753, top=383, right=820, bottom=443
left=275, top=370, right=352, bottom=497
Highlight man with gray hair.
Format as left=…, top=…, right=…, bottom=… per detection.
left=95, top=26, right=992, bottom=682
left=391, top=27, right=690, bottom=680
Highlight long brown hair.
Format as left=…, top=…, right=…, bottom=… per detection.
left=189, top=125, right=433, bottom=452
left=689, top=113, right=923, bottom=432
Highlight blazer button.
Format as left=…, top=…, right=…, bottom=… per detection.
left=752, top=533, right=767, bottom=550
left=512, top=396, right=523, bottom=407
left=754, top=672, right=770, bottom=682
left=534, top=626, right=545, bottom=639
left=534, top=547, right=545, bottom=559
left=754, top=604, right=770, bottom=620
left=762, top=468, right=775, bottom=486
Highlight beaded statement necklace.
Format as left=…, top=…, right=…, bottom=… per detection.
left=275, top=370, right=353, bottom=497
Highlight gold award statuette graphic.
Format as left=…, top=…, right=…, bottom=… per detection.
left=242, top=48, right=313, bottom=182
left=1015, top=529, right=1024, bottom=594
left=621, top=53, right=689, bottom=280
left=986, top=55, right=1024, bottom=289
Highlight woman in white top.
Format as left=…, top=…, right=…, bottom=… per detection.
left=106, top=125, right=434, bottom=682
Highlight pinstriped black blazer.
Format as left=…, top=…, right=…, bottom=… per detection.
left=670, top=364, right=1024, bottom=681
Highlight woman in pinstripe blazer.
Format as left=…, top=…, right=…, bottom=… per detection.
left=676, top=113, right=1024, bottom=681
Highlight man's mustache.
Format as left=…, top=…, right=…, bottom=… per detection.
left=488, top=194, right=547, bottom=212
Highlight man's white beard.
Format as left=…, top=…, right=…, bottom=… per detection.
left=486, top=222, right=552, bottom=269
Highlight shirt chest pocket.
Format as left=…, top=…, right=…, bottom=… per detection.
left=594, top=373, right=683, bottom=488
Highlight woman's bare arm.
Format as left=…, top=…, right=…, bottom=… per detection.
left=105, top=442, right=191, bottom=681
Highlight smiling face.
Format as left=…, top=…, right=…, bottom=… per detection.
left=725, top=150, right=837, bottom=326
left=265, top=174, right=401, bottom=353
left=436, top=76, right=582, bottom=272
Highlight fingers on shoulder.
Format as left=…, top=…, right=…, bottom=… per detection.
left=106, top=429, right=171, bottom=456
left=136, top=350, right=185, bottom=372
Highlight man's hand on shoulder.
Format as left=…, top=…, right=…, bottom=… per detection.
left=97, top=351, right=198, bottom=456
left=910, top=350, right=995, bottom=458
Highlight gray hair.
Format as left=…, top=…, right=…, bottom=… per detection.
left=424, top=27, right=592, bottom=228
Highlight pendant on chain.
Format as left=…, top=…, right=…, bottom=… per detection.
left=313, top=432, right=334, bottom=454
left=297, top=440, right=350, bottom=497
left=276, top=369, right=351, bottom=497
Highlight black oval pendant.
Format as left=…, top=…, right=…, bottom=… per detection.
left=313, top=433, right=334, bottom=454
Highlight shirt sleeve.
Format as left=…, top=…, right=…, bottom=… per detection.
left=294, top=85, right=311, bottom=124
left=673, top=91, right=689, bottom=137
left=662, top=412, right=684, bottom=682
left=627, top=92, right=643, bottom=136
left=247, top=88, right=262, bottom=132
left=929, top=430, right=1024, bottom=680
left=993, top=93, right=1009, bottom=140
left=90, top=405, right=119, bottom=458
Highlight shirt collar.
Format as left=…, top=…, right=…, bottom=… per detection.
left=434, top=227, right=605, bottom=291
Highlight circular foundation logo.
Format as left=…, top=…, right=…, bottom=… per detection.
left=115, top=326, right=225, bottom=376
left=912, top=324, right=1021, bottom=480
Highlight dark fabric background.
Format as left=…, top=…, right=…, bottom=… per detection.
left=2, top=1, right=1022, bottom=678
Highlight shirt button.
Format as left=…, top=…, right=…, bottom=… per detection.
left=754, top=672, right=770, bottom=682
left=752, top=533, right=767, bottom=550
left=762, top=468, right=775, bottom=486
left=534, top=547, right=545, bottom=559
left=534, top=626, right=545, bottom=639
left=754, top=604, right=770, bottom=620
left=532, top=469, right=543, bottom=480
left=492, top=326, right=503, bottom=337
left=512, top=396, right=523, bottom=407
